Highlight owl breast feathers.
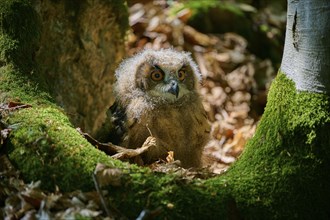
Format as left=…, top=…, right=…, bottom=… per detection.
left=110, top=48, right=210, bottom=168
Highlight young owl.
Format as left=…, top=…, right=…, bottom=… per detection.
left=109, top=48, right=210, bottom=168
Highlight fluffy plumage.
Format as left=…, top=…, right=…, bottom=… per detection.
left=110, top=48, right=209, bottom=168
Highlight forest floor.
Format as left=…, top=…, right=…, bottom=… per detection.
left=125, top=1, right=279, bottom=173
left=0, top=1, right=285, bottom=219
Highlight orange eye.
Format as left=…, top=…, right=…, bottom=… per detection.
left=178, top=70, right=185, bottom=81
left=150, top=70, right=164, bottom=81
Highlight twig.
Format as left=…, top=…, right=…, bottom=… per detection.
left=92, top=173, right=112, bottom=217
left=77, top=128, right=127, bottom=155
left=77, top=128, right=157, bottom=160
left=146, top=123, right=153, bottom=137
left=136, top=207, right=163, bottom=220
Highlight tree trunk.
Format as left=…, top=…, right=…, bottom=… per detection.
left=281, top=0, right=330, bottom=93
left=35, top=0, right=128, bottom=135
left=1, top=0, right=330, bottom=219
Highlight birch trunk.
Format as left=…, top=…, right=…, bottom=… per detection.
left=281, top=0, right=330, bottom=93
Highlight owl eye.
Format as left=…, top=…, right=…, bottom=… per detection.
left=150, top=70, right=164, bottom=81
left=178, top=70, right=186, bottom=81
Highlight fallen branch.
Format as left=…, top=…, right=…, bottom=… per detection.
left=77, top=128, right=157, bottom=161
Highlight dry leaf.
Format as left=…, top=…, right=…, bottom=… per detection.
left=166, top=151, right=175, bottom=163
left=94, top=163, right=124, bottom=187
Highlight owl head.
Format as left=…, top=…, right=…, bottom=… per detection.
left=114, top=48, right=202, bottom=105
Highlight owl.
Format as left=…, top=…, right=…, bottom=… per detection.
left=108, top=48, right=210, bottom=168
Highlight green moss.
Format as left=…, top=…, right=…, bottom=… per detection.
left=216, top=71, right=330, bottom=218
left=0, top=0, right=129, bottom=193
left=1, top=0, right=330, bottom=218
left=7, top=106, right=125, bottom=191
left=108, top=170, right=230, bottom=219
left=0, top=0, right=40, bottom=71
left=0, top=0, right=50, bottom=104
left=177, top=1, right=245, bottom=17
left=0, top=64, right=52, bottom=104
left=7, top=71, right=329, bottom=218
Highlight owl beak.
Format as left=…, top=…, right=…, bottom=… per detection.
left=167, top=80, right=179, bottom=98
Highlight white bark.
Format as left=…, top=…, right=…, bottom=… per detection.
left=281, top=0, right=330, bottom=93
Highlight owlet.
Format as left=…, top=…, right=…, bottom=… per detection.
left=109, top=48, right=210, bottom=168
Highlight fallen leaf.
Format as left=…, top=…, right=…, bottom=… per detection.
left=166, top=151, right=175, bottom=163
left=94, top=163, right=124, bottom=187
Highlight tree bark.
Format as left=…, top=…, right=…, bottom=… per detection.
left=1, top=0, right=330, bottom=219
left=281, top=0, right=330, bottom=93
left=34, top=0, right=128, bottom=135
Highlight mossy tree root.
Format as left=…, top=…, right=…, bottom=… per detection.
left=1, top=0, right=330, bottom=219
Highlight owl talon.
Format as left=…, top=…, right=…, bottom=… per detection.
left=142, top=136, right=157, bottom=148
left=112, top=136, right=157, bottom=161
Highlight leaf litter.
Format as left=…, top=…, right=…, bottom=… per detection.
left=0, top=1, right=282, bottom=218
left=126, top=1, right=276, bottom=174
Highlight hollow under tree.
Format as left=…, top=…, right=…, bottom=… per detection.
left=1, top=0, right=330, bottom=219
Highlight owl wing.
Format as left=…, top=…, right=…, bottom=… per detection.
left=106, top=100, right=128, bottom=145
left=191, top=104, right=211, bottom=148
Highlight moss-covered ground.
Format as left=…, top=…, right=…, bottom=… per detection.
left=1, top=0, right=330, bottom=219
left=103, top=72, right=330, bottom=219
left=223, top=72, right=330, bottom=219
